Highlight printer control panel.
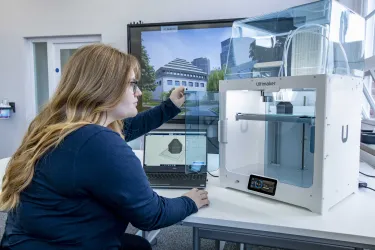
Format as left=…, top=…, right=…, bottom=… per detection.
left=248, top=175, right=277, bottom=196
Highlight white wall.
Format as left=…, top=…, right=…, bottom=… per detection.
left=337, top=0, right=364, bottom=14
left=0, top=0, right=317, bottom=158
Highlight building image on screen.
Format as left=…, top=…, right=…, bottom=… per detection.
left=139, top=27, right=233, bottom=113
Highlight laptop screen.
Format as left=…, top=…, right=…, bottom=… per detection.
left=144, top=130, right=207, bottom=172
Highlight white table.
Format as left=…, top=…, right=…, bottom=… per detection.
left=153, top=154, right=375, bottom=250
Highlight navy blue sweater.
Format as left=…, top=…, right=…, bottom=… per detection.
left=1, top=99, right=197, bottom=250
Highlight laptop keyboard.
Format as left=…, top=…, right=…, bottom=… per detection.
left=146, top=173, right=206, bottom=181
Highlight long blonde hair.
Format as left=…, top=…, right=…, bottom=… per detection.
left=0, top=44, right=140, bottom=211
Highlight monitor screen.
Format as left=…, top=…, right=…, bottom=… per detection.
left=127, top=19, right=240, bottom=123
left=144, top=131, right=207, bottom=169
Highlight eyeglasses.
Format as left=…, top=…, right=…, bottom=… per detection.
left=130, top=81, right=139, bottom=94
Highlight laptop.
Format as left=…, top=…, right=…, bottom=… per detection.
left=143, top=129, right=208, bottom=189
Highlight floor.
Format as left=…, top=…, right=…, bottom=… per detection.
left=0, top=213, right=285, bottom=250
left=127, top=224, right=286, bottom=250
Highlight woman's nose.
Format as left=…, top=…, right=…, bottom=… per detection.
left=135, top=87, right=142, bottom=97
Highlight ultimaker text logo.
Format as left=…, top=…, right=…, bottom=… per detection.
left=256, top=81, right=276, bottom=86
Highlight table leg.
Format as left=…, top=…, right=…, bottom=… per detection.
left=141, top=230, right=147, bottom=238
left=239, top=243, right=245, bottom=250
left=215, top=240, right=220, bottom=250
left=137, top=229, right=160, bottom=245
left=193, top=227, right=200, bottom=250
left=215, top=240, right=226, bottom=250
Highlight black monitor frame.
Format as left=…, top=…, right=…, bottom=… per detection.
left=127, top=18, right=242, bottom=124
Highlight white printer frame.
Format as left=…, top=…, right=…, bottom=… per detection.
left=218, top=74, right=363, bottom=214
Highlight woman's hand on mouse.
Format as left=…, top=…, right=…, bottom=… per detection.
left=183, top=188, right=209, bottom=209
left=169, top=86, right=185, bottom=108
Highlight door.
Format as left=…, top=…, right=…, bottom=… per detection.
left=28, top=36, right=101, bottom=121
left=49, top=42, right=97, bottom=97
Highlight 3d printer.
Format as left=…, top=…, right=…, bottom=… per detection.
left=218, top=0, right=365, bottom=214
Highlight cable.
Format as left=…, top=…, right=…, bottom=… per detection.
left=360, top=171, right=375, bottom=178
left=358, top=181, right=375, bottom=191
left=208, top=172, right=219, bottom=178
left=188, top=166, right=219, bottom=178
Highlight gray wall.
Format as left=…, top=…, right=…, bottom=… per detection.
left=0, top=0, right=318, bottom=158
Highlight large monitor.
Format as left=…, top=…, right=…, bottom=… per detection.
left=127, top=18, right=240, bottom=123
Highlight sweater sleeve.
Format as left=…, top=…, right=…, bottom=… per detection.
left=123, top=98, right=181, bottom=142
left=75, top=130, right=197, bottom=231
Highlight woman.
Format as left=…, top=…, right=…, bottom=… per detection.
left=0, top=44, right=209, bottom=250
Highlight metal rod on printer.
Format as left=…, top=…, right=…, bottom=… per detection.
left=273, top=121, right=280, bottom=165
left=301, top=96, right=306, bottom=170
left=235, top=113, right=314, bottom=123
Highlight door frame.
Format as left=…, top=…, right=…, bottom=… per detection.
left=25, top=35, right=101, bottom=124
